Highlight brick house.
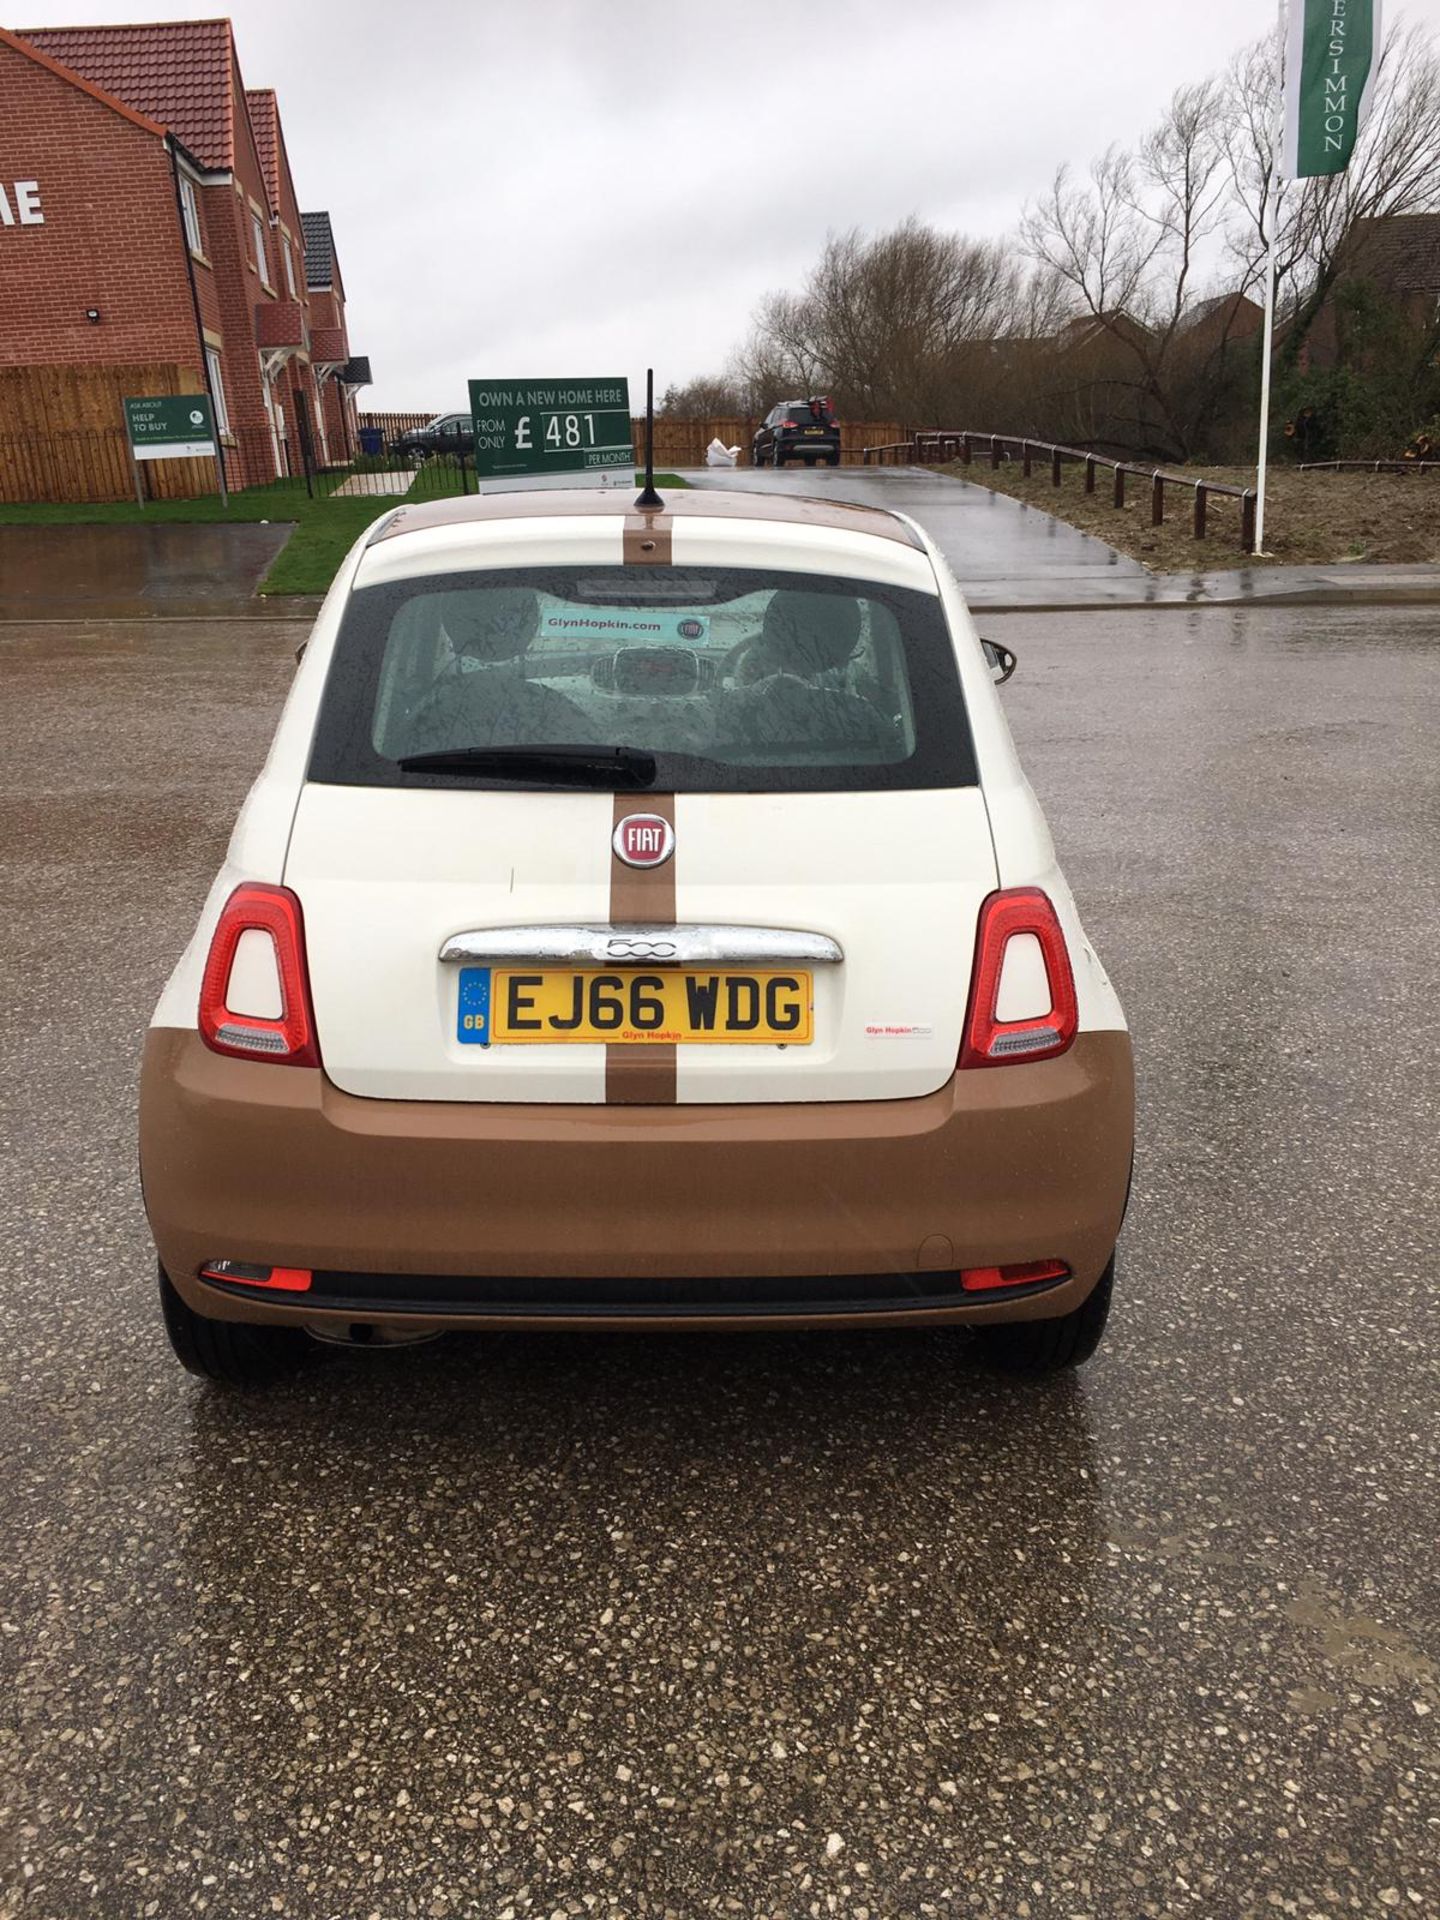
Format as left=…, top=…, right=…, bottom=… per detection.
left=1336, top=212, right=1440, bottom=321
left=1300, top=213, right=1440, bottom=370
left=1181, top=292, right=1264, bottom=350
left=0, top=18, right=369, bottom=496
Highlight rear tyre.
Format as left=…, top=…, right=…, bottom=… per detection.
left=158, top=1264, right=315, bottom=1388
left=972, top=1258, right=1115, bottom=1374
left=827, top=453, right=841, bottom=467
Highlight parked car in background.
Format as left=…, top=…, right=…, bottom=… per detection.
left=753, top=398, right=842, bottom=468
left=390, top=412, right=475, bottom=462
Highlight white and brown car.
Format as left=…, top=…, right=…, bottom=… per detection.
left=139, top=485, right=1134, bottom=1385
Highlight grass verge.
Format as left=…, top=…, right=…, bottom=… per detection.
left=0, top=472, right=692, bottom=595
left=944, top=459, right=1440, bottom=570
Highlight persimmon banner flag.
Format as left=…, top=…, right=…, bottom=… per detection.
left=1280, top=0, right=1380, bottom=178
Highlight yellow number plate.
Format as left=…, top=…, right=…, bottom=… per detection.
left=485, top=969, right=813, bottom=1045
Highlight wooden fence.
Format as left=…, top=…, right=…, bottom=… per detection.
left=0, top=364, right=221, bottom=503
left=1299, top=460, right=1440, bottom=473
left=635, top=418, right=900, bottom=468
left=356, top=409, right=431, bottom=442
left=356, top=411, right=905, bottom=468
left=1, top=391, right=909, bottom=502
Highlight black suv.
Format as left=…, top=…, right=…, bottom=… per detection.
left=752, top=398, right=841, bottom=468
left=390, top=412, right=475, bottom=462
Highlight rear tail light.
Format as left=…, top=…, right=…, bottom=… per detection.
left=960, top=887, right=1077, bottom=1068
left=199, top=882, right=320, bottom=1067
left=960, top=1259, right=1069, bottom=1293
left=201, top=1260, right=313, bottom=1293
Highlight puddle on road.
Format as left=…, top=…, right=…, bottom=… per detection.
left=1285, top=1587, right=1439, bottom=1690
left=0, top=523, right=292, bottom=609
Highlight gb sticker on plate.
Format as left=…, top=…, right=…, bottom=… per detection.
left=458, top=967, right=492, bottom=1047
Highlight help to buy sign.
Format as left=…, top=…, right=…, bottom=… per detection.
left=123, top=395, right=218, bottom=462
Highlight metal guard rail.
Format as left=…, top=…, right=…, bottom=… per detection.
left=1299, top=459, right=1440, bottom=473
left=863, top=431, right=1257, bottom=552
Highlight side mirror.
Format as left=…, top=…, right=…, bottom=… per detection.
left=294, top=639, right=309, bottom=665
left=981, top=638, right=1017, bottom=684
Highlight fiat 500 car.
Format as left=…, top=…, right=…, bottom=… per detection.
left=139, top=487, right=1134, bottom=1385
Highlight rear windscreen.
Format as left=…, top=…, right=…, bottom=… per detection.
left=307, top=565, right=977, bottom=794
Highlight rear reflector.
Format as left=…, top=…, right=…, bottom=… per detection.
left=201, top=1261, right=313, bottom=1293
left=199, top=883, right=320, bottom=1068
left=960, top=1260, right=1069, bottom=1294
left=960, top=888, right=1078, bottom=1069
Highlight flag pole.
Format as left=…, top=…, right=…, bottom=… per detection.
left=1254, top=0, right=1288, bottom=555
left=1254, top=242, right=1277, bottom=556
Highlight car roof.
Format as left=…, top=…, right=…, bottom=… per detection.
left=369, top=487, right=924, bottom=550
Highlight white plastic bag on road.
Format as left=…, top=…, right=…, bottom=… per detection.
left=706, top=438, right=740, bottom=467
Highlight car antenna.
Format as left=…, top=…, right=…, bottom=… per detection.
left=635, top=368, right=664, bottom=509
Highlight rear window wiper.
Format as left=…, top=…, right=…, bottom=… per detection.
left=394, top=743, right=658, bottom=787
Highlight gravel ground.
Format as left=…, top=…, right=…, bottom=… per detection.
left=2, top=595, right=1438, bottom=1919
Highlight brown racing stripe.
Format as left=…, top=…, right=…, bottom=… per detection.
left=622, top=512, right=673, bottom=565
left=606, top=792, right=677, bottom=1104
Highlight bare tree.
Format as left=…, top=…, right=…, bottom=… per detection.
left=731, top=220, right=1036, bottom=422
left=1224, top=18, right=1440, bottom=366
left=739, top=289, right=829, bottom=397
left=658, top=375, right=748, bottom=416
left=1021, top=80, right=1243, bottom=457
left=668, top=17, right=1440, bottom=457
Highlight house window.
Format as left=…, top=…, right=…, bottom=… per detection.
left=251, top=209, right=268, bottom=282
left=282, top=234, right=296, bottom=297
left=178, top=174, right=203, bottom=255
left=205, top=347, right=230, bottom=435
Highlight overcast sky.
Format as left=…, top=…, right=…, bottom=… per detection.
left=15, top=0, right=1440, bottom=411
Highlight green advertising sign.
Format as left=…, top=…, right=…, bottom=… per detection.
left=467, top=378, right=632, bottom=479
left=1281, top=0, right=1379, bottom=179
left=124, top=394, right=217, bottom=460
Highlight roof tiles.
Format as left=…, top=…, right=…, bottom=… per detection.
left=1348, top=214, right=1440, bottom=293
left=245, top=87, right=279, bottom=210
left=301, top=210, right=336, bottom=289
left=20, top=19, right=236, bottom=168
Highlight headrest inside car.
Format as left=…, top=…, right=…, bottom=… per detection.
left=437, top=589, right=540, bottom=662
left=761, top=591, right=861, bottom=675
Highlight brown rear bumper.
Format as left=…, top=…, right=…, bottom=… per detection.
left=139, top=1027, right=1134, bottom=1333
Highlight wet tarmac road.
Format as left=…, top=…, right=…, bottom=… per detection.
left=690, top=462, right=1151, bottom=605
left=686, top=465, right=1440, bottom=612
left=3, top=602, right=1439, bottom=1918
